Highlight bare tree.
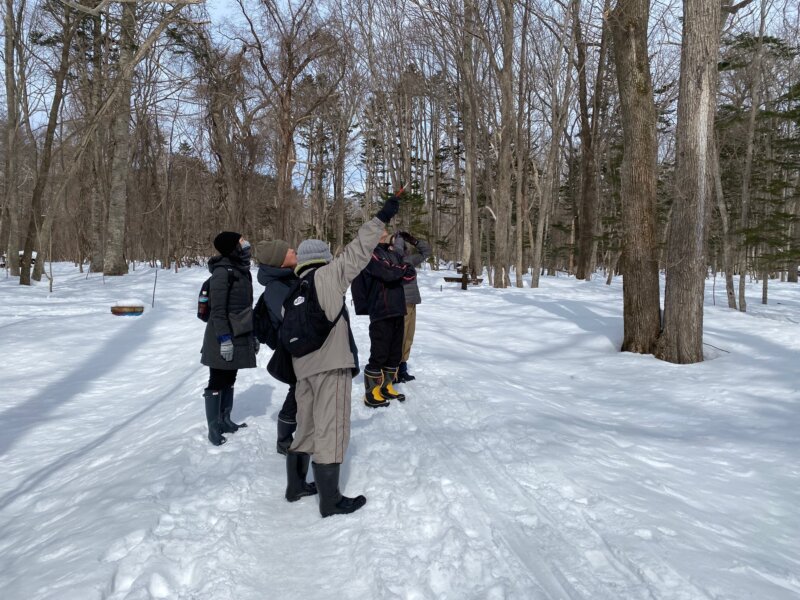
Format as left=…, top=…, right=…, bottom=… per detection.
left=3, top=0, right=25, bottom=276
left=656, top=0, right=722, bottom=364
left=574, top=0, right=611, bottom=281
left=609, top=0, right=661, bottom=354
left=239, top=0, right=343, bottom=242
left=19, top=2, right=79, bottom=284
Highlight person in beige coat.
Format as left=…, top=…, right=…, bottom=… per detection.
left=285, top=194, right=401, bottom=517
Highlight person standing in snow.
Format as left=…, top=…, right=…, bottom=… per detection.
left=285, top=193, right=401, bottom=517
left=200, top=232, right=258, bottom=446
left=254, top=240, right=300, bottom=455
left=390, top=231, right=431, bottom=383
left=357, top=230, right=416, bottom=408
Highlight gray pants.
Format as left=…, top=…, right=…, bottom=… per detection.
left=290, top=369, right=352, bottom=464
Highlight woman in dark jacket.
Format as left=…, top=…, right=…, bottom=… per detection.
left=255, top=240, right=299, bottom=455
left=201, top=231, right=258, bottom=446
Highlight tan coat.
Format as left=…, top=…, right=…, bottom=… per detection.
left=289, top=217, right=384, bottom=464
left=292, top=217, right=384, bottom=380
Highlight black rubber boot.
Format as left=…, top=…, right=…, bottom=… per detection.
left=220, top=386, right=247, bottom=433
left=381, top=367, right=405, bottom=402
left=364, top=368, right=390, bottom=408
left=277, top=417, right=296, bottom=455
left=285, top=452, right=318, bottom=502
left=311, top=462, right=366, bottom=517
left=397, top=362, right=415, bottom=383
left=203, top=389, right=227, bottom=446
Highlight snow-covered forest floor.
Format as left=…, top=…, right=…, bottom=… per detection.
left=0, top=264, right=798, bottom=600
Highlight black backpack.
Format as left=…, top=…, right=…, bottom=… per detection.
left=197, top=267, right=234, bottom=322
left=350, top=271, right=372, bottom=316
left=280, top=270, right=345, bottom=357
left=253, top=293, right=280, bottom=349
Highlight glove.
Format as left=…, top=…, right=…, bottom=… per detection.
left=376, top=195, right=401, bottom=223
left=253, top=338, right=260, bottom=355
left=219, top=336, right=234, bottom=362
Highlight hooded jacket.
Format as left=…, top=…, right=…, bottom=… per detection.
left=200, top=252, right=257, bottom=370
left=257, top=264, right=296, bottom=329
left=360, top=243, right=416, bottom=322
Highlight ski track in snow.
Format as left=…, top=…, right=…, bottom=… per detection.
left=0, top=266, right=799, bottom=600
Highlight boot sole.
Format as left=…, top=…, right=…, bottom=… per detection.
left=364, top=400, right=390, bottom=408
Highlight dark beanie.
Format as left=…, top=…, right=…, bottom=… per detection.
left=213, top=231, right=241, bottom=257
left=255, top=240, right=290, bottom=267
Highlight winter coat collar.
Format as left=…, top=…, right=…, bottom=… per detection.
left=257, top=264, right=295, bottom=286
left=208, top=254, right=250, bottom=276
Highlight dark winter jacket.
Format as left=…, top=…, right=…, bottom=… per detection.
left=361, top=244, right=416, bottom=322
left=200, top=253, right=257, bottom=370
left=257, top=264, right=296, bottom=329
left=392, top=235, right=431, bottom=305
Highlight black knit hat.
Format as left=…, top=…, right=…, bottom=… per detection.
left=213, top=231, right=241, bottom=257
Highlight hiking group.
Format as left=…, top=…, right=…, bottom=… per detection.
left=198, top=191, right=431, bottom=517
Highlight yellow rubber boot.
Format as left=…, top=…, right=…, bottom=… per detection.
left=364, top=368, right=390, bottom=408
left=381, top=368, right=406, bottom=402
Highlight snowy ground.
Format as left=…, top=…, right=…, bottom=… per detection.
left=0, top=263, right=798, bottom=600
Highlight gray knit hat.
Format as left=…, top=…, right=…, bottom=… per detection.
left=296, top=239, right=332, bottom=271
left=255, top=239, right=289, bottom=267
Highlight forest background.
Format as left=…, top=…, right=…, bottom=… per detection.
left=2, top=0, right=799, bottom=364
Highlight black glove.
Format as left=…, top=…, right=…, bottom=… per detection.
left=400, top=231, right=419, bottom=246
left=376, top=195, right=401, bottom=224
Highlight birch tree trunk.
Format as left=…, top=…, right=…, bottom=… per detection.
left=610, top=0, right=661, bottom=354
left=655, top=0, right=721, bottom=364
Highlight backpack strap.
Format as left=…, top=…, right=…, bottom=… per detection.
left=307, top=269, right=345, bottom=326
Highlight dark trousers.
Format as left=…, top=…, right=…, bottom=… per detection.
left=208, top=368, right=237, bottom=390
left=278, top=384, right=297, bottom=423
left=367, top=316, right=404, bottom=371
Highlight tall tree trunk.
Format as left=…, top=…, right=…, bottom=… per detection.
left=655, top=0, right=721, bottom=364
left=789, top=174, right=800, bottom=283
left=21, top=8, right=75, bottom=284
left=610, top=0, right=662, bottom=354
left=531, top=2, right=576, bottom=288
left=574, top=1, right=609, bottom=281
left=4, top=0, right=21, bottom=276
left=332, top=114, right=348, bottom=253
left=736, top=0, right=766, bottom=312
left=461, top=0, right=479, bottom=278
left=491, top=0, right=514, bottom=288
left=89, top=7, right=105, bottom=273
left=711, top=134, right=736, bottom=307
left=514, top=1, right=531, bottom=288
left=104, top=2, right=136, bottom=275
